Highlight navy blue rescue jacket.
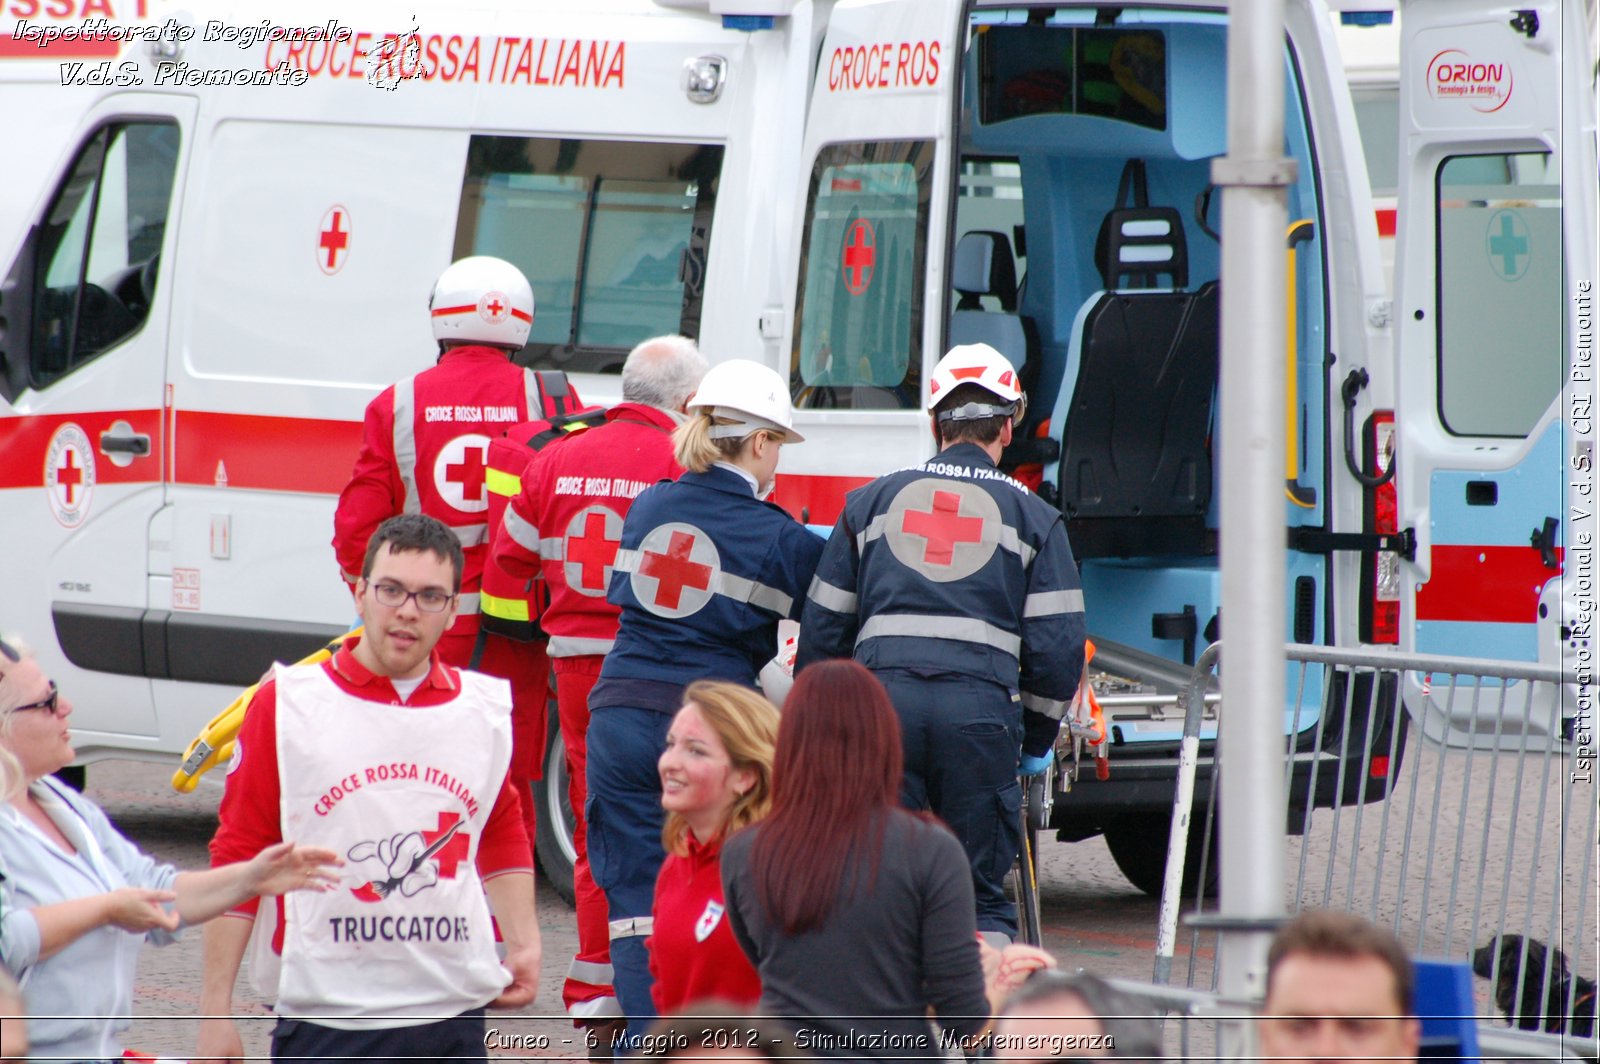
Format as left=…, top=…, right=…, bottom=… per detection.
left=797, top=442, right=1086, bottom=756
left=593, top=464, right=825, bottom=713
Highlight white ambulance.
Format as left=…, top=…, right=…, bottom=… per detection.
left=0, top=0, right=1591, bottom=897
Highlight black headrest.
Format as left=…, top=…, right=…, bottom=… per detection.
left=951, top=231, right=1019, bottom=311
left=1095, top=206, right=1189, bottom=290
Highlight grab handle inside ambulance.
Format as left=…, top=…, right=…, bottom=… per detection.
left=1340, top=368, right=1396, bottom=489
left=1284, top=219, right=1317, bottom=508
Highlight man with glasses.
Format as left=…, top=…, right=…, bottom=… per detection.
left=198, top=514, right=541, bottom=1062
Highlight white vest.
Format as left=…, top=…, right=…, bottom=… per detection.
left=262, top=661, right=514, bottom=1028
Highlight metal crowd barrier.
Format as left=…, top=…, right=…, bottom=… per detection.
left=1142, top=641, right=1597, bottom=1061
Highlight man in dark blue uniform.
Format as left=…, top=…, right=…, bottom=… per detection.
left=797, top=343, right=1086, bottom=941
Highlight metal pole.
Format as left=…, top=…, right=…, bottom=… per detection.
left=1215, top=0, right=1294, bottom=1057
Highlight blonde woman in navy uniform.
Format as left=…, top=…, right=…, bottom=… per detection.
left=584, top=359, right=822, bottom=1043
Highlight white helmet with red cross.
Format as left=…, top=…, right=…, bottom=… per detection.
left=926, top=343, right=1026, bottom=426
left=429, top=256, right=535, bottom=349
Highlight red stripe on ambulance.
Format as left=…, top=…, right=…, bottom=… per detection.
left=0, top=410, right=162, bottom=489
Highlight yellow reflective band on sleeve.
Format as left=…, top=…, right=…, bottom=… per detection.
left=481, top=590, right=531, bottom=622
left=486, top=468, right=522, bottom=498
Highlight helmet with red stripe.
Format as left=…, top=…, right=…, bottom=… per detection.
left=429, top=256, right=535, bottom=349
left=926, top=343, right=1026, bottom=426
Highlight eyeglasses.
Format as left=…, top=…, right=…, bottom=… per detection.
left=368, top=581, right=455, bottom=613
left=14, top=681, right=62, bottom=717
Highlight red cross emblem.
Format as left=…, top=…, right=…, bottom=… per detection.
left=641, top=531, right=712, bottom=608
left=445, top=447, right=487, bottom=501
left=420, top=811, right=470, bottom=879
left=317, top=205, right=350, bottom=275
left=432, top=434, right=492, bottom=513
left=842, top=218, right=876, bottom=295
left=886, top=479, right=1001, bottom=582
left=44, top=423, right=94, bottom=528
left=478, top=291, right=508, bottom=323
left=631, top=521, right=720, bottom=618
left=565, top=506, right=623, bottom=596
left=902, top=490, right=986, bottom=567
left=56, top=450, right=83, bottom=505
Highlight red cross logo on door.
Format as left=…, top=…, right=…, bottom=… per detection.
left=318, top=205, right=351, bottom=275
left=631, top=521, right=720, bottom=618
left=843, top=218, right=876, bottom=295
left=886, top=479, right=1001, bottom=582
left=564, top=506, right=623, bottom=598
left=56, top=450, right=83, bottom=505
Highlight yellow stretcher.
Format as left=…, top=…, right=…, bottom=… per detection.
left=170, top=627, right=361, bottom=793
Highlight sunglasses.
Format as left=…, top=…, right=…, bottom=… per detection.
left=14, top=681, right=62, bottom=717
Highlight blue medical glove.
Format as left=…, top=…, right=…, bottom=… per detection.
left=1018, top=751, right=1053, bottom=777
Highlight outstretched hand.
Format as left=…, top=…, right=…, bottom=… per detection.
left=102, top=886, right=181, bottom=933
left=246, top=840, right=342, bottom=897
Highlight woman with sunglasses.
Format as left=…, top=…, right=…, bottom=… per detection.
left=0, top=637, right=341, bottom=1063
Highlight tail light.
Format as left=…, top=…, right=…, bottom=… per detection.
left=1360, top=411, right=1399, bottom=644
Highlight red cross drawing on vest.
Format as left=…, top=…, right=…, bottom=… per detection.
left=639, top=530, right=713, bottom=609
left=902, top=490, right=985, bottom=566
left=843, top=218, right=875, bottom=295
left=445, top=445, right=488, bottom=502
left=568, top=511, right=620, bottom=590
left=319, top=210, right=349, bottom=270
left=56, top=450, right=83, bottom=505
left=422, top=811, right=470, bottom=879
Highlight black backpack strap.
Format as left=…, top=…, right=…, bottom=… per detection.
left=534, top=370, right=573, bottom=417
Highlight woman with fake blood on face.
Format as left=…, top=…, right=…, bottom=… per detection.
left=648, top=681, right=779, bottom=1014
left=0, top=636, right=340, bottom=1062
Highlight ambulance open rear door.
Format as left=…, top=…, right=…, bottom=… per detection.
left=776, top=0, right=966, bottom=526
left=1392, top=0, right=1596, bottom=745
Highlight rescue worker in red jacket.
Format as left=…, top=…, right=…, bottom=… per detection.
left=488, top=334, right=708, bottom=1026
left=332, top=255, right=562, bottom=866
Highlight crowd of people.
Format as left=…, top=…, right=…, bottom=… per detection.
left=0, top=255, right=1439, bottom=1063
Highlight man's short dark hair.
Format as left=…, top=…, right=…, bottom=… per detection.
left=1002, top=969, right=1165, bottom=1060
left=361, top=514, right=464, bottom=591
left=935, top=383, right=1011, bottom=446
left=1267, top=910, right=1415, bottom=1014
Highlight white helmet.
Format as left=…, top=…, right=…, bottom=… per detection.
left=429, top=256, right=535, bottom=349
left=926, top=343, right=1026, bottom=426
left=685, top=359, right=805, bottom=444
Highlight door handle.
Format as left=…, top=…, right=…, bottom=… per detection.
left=1530, top=516, right=1560, bottom=570
left=99, top=432, right=151, bottom=456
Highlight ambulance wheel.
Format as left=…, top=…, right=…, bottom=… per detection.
left=534, top=709, right=578, bottom=907
left=1102, top=811, right=1218, bottom=900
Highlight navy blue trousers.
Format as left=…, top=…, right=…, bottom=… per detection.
left=270, top=1008, right=485, bottom=1061
left=586, top=703, right=671, bottom=1044
left=877, top=668, right=1023, bottom=938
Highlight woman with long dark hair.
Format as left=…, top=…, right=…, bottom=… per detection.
left=720, top=660, right=1047, bottom=1059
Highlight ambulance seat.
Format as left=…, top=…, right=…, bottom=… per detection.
left=949, top=230, right=1037, bottom=394
left=1051, top=204, right=1219, bottom=558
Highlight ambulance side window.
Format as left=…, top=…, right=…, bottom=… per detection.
left=1435, top=151, right=1562, bottom=437
left=791, top=140, right=934, bottom=410
left=7, top=121, right=178, bottom=393
left=455, top=137, right=723, bottom=374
